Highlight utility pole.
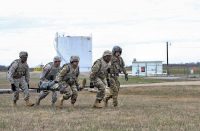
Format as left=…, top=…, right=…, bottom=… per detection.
left=166, top=41, right=169, bottom=76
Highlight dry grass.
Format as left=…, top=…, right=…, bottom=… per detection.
left=1, top=72, right=200, bottom=131
left=0, top=85, right=200, bottom=131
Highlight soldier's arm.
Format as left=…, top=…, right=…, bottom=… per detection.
left=120, top=58, right=127, bottom=75
left=90, top=60, right=101, bottom=81
left=40, top=64, right=51, bottom=81
left=55, top=65, right=68, bottom=82
left=25, top=65, right=30, bottom=83
left=7, top=62, right=18, bottom=84
left=75, top=68, right=80, bottom=86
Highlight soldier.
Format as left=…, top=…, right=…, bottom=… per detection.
left=7, top=51, right=34, bottom=106
left=56, top=56, right=80, bottom=108
left=90, top=50, right=112, bottom=108
left=104, top=46, right=128, bottom=107
left=35, top=56, right=61, bottom=106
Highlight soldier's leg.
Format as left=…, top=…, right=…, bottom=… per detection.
left=93, top=78, right=106, bottom=108
left=104, top=78, right=115, bottom=107
left=12, top=80, right=20, bottom=106
left=51, top=91, right=57, bottom=105
left=96, top=80, right=106, bottom=101
left=70, top=85, right=78, bottom=105
left=113, top=78, right=120, bottom=107
left=36, top=90, right=49, bottom=105
left=63, top=87, right=72, bottom=100
left=58, top=85, right=71, bottom=108
left=21, top=78, right=34, bottom=106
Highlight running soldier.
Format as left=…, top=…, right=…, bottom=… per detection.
left=7, top=51, right=34, bottom=106
left=56, top=56, right=80, bottom=108
left=104, top=46, right=128, bottom=107
left=35, top=56, right=61, bottom=106
left=90, top=50, right=112, bottom=108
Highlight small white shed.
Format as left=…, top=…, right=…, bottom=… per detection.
left=132, top=61, right=163, bottom=76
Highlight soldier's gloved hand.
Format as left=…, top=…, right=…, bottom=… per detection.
left=125, top=74, right=128, bottom=81
left=76, top=85, right=80, bottom=91
left=27, top=84, right=30, bottom=89
left=90, top=82, right=94, bottom=88
left=107, top=79, right=111, bottom=87
left=11, top=84, right=17, bottom=91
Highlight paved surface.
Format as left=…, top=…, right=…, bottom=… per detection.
left=121, top=81, right=200, bottom=88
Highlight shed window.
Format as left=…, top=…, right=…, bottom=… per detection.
left=141, top=67, right=145, bottom=72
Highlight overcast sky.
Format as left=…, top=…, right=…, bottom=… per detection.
left=0, top=0, right=200, bottom=67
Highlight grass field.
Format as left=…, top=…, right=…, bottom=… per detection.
left=1, top=72, right=200, bottom=131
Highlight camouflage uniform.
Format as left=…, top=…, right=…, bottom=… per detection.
left=36, top=56, right=61, bottom=105
left=90, top=50, right=112, bottom=108
left=104, top=46, right=128, bottom=107
left=7, top=51, right=33, bottom=106
left=56, top=56, right=80, bottom=107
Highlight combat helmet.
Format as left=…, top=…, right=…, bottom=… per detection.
left=102, top=50, right=112, bottom=57
left=70, top=56, right=80, bottom=63
left=19, top=51, right=28, bottom=58
left=112, top=46, right=122, bottom=55
left=53, top=56, right=61, bottom=62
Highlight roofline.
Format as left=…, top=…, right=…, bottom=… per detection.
left=132, top=61, right=163, bottom=63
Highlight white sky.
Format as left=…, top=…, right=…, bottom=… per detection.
left=0, top=0, right=200, bottom=67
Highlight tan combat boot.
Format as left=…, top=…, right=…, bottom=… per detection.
left=13, top=100, right=17, bottom=107
left=25, top=100, right=34, bottom=107
left=58, top=97, right=64, bottom=109
left=93, top=99, right=103, bottom=108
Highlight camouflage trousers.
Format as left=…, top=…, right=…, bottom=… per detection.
left=60, top=83, right=78, bottom=104
left=104, top=77, right=120, bottom=106
left=37, top=81, right=57, bottom=104
left=12, top=77, right=30, bottom=101
left=94, top=78, right=106, bottom=101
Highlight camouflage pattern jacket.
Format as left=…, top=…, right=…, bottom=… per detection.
left=90, top=57, right=111, bottom=82
left=56, top=64, right=79, bottom=86
left=8, top=59, right=30, bottom=84
left=110, top=55, right=127, bottom=76
left=40, top=62, right=60, bottom=81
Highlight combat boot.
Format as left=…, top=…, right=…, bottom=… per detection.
left=25, top=100, right=34, bottom=107
left=13, top=100, right=17, bottom=107
left=58, top=97, right=64, bottom=109
left=93, top=99, right=103, bottom=108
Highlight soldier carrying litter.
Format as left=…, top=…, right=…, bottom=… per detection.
left=90, top=50, right=112, bottom=108
left=35, top=56, right=61, bottom=106
left=7, top=51, right=34, bottom=106
left=104, top=46, right=128, bottom=107
left=55, top=56, right=80, bottom=108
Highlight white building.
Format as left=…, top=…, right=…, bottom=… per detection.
left=55, top=34, right=92, bottom=72
left=132, top=61, right=163, bottom=76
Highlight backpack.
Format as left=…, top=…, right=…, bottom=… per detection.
left=7, top=59, right=19, bottom=72
left=92, top=59, right=102, bottom=73
left=60, top=63, right=80, bottom=76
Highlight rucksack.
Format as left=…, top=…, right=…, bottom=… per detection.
left=92, top=59, right=102, bottom=73
left=7, top=59, right=19, bottom=72
left=60, top=63, right=80, bottom=76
